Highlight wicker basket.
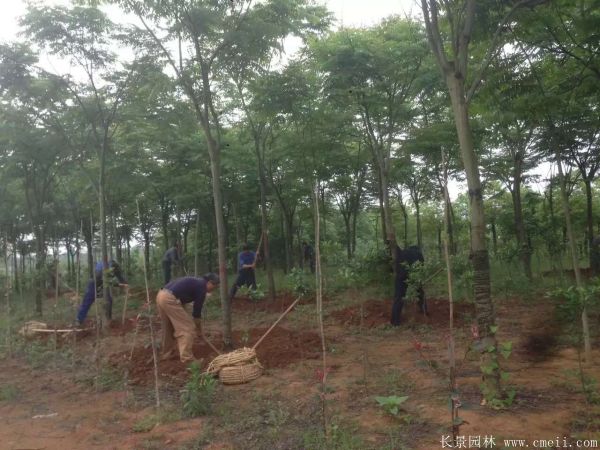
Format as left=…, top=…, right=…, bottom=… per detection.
left=219, top=361, right=263, bottom=385
left=19, top=321, right=48, bottom=337
left=206, top=347, right=257, bottom=374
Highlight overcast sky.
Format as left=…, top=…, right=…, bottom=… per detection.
left=0, top=0, right=420, bottom=43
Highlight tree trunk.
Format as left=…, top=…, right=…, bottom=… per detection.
left=98, top=159, right=111, bottom=329
left=557, top=153, right=591, bottom=362
left=446, top=74, right=499, bottom=396
left=256, top=149, right=276, bottom=301
left=583, top=178, right=595, bottom=270
left=205, top=133, right=231, bottom=348
left=415, top=198, right=422, bottom=249
left=511, top=153, right=532, bottom=279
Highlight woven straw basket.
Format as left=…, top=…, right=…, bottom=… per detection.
left=206, top=347, right=256, bottom=374
left=218, top=361, right=263, bottom=385
left=19, top=321, right=48, bottom=337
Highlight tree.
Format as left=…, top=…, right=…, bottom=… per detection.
left=420, top=0, right=545, bottom=401
left=22, top=5, right=139, bottom=328
left=314, top=18, right=430, bottom=248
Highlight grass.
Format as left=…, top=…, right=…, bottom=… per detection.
left=0, top=384, right=21, bottom=402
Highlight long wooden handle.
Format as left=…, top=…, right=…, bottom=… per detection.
left=252, top=295, right=302, bottom=350
left=254, top=231, right=264, bottom=258
left=202, top=332, right=222, bottom=355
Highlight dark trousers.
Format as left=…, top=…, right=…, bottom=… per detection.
left=77, top=279, right=112, bottom=323
left=391, top=278, right=427, bottom=326
left=229, top=268, right=257, bottom=299
left=305, top=257, right=315, bottom=273
left=163, top=260, right=172, bottom=286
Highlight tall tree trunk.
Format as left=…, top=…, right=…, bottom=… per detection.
left=34, top=227, right=45, bottom=315
left=257, top=153, right=276, bottom=301
left=557, top=153, right=591, bottom=362
left=98, top=156, right=110, bottom=329
left=204, top=133, right=231, bottom=348
left=583, top=178, right=595, bottom=269
left=415, top=198, right=422, bottom=249
left=511, top=186, right=532, bottom=280
left=446, top=74, right=499, bottom=396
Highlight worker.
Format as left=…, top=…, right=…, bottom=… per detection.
left=390, top=243, right=427, bottom=326
left=229, top=243, right=257, bottom=300
left=156, top=273, right=220, bottom=363
left=75, top=259, right=128, bottom=326
left=162, top=241, right=181, bottom=285
left=302, top=241, right=315, bottom=273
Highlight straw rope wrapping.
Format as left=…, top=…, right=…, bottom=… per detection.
left=205, top=347, right=257, bottom=375
left=219, top=361, right=263, bottom=385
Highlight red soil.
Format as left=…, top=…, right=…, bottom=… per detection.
left=114, top=325, right=323, bottom=386
left=329, top=297, right=476, bottom=328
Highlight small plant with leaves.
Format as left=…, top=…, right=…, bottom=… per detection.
left=238, top=284, right=265, bottom=302
left=181, top=361, right=217, bottom=417
left=286, top=267, right=312, bottom=297
left=374, top=395, right=409, bottom=416
left=476, top=325, right=516, bottom=409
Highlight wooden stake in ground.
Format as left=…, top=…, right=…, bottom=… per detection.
left=136, top=198, right=161, bottom=412
left=313, top=181, right=328, bottom=439
left=4, top=234, right=12, bottom=357
left=442, top=149, right=461, bottom=444
left=556, top=155, right=591, bottom=363
left=121, top=285, right=130, bottom=326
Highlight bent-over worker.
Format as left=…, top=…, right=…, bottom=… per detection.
left=75, top=259, right=128, bottom=326
left=390, top=243, right=427, bottom=326
left=156, top=273, right=220, bottom=363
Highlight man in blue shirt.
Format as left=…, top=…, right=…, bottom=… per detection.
left=75, top=259, right=128, bottom=326
left=229, top=243, right=257, bottom=300
left=156, top=273, right=220, bottom=363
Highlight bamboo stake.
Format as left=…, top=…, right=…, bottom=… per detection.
left=314, top=181, right=328, bottom=440
left=136, top=199, right=161, bottom=412
left=91, top=212, right=101, bottom=394
left=4, top=234, right=12, bottom=357
left=442, top=149, right=461, bottom=444
left=121, top=285, right=130, bottom=326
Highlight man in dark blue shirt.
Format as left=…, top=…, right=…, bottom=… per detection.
left=75, top=259, right=128, bottom=326
left=229, top=243, right=257, bottom=300
left=156, top=273, right=220, bottom=363
left=390, top=243, right=427, bottom=326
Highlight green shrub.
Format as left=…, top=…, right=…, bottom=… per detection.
left=181, top=361, right=217, bottom=417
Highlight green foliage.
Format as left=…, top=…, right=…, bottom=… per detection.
left=238, top=284, right=265, bottom=302
left=549, top=281, right=600, bottom=325
left=355, top=249, right=392, bottom=286
left=181, top=361, right=217, bottom=417
left=477, top=327, right=516, bottom=409
left=374, top=395, right=409, bottom=416
left=286, top=267, right=313, bottom=297
left=302, top=422, right=366, bottom=450
left=0, top=385, right=21, bottom=402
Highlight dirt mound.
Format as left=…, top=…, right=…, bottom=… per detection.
left=113, top=325, right=323, bottom=385
left=330, top=298, right=476, bottom=328
left=231, top=292, right=314, bottom=314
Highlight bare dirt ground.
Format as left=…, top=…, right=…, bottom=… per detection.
left=1, top=291, right=600, bottom=449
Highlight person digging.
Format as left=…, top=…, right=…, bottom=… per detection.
left=156, top=273, right=220, bottom=363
